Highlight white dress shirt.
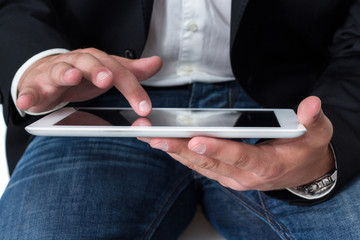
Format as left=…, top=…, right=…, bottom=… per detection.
left=141, top=0, right=234, bottom=86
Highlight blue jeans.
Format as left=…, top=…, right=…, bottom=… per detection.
left=1, top=81, right=360, bottom=239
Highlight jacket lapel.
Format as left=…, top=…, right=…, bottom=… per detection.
left=141, top=0, right=154, bottom=36
left=230, top=0, right=250, bottom=48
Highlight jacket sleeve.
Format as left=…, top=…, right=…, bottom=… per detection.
left=312, top=0, right=360, bottom=197
left=280, top=0, right=360, bottom=205
left=264, top=0, right=360, bottom=205
left=0, top=0, right=71, bottom=125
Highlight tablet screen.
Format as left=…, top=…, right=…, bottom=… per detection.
left=54, top=109, right=280, bottom=128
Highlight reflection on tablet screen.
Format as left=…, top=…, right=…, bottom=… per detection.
left=55, top=109, right=280, bottom=127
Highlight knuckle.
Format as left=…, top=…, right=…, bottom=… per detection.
left=68, top=53, right=83, bottom=65
left=47, top=62, right=66, bottom=81
left=80, top=52, right=94, bottom=60
left=185, top=162, right=201, bottom=172
left=72, top=49, right=84, bottom=54
left=71, top=52, right=95, bottom=65
left=114, top=66, right=132, bottom=79
left=75, top=47, right=97, bottom=54
left=40, top=84, right=58, bottom=96
left=198, top=159, right=219, bottom=170
left=232, top=153, right=251, bottom=168
left=77, top=48, right=107, bottom=59
left=84, top=47, right=98, bottom=54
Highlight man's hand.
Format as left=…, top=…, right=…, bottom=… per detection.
left=16, top=48, right=162, bottom=116
left=143, top=96, right=335, bottom=191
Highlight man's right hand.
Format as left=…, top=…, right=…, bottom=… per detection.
left=16, top=48, right=163, bottom=116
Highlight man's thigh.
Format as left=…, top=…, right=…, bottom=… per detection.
left=200, top=175, right=360, bottom=240
left=0, top=136, right=196, bottom=239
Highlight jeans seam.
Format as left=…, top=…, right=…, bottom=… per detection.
left=221, top=187, right=294, bottom=240
left=142, top=172, right=193, bottom=239
left=258, top=191, right=295, bottom=240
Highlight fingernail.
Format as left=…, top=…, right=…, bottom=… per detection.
left=64, top=68, right=77, bottom=77
left=17, top=94, right=33, bottom=110
left=191, top=143, right=206, bottom=154
left=96, top=71, right=112, bottom=84
left=63, top=68, right=78, bottom=84
left=152, top=141, right=168, bottom=151
left=139, top=100, right=151, bottom=114
left=17, top=94, right=26, bottom=102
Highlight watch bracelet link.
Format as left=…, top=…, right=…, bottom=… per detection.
left=290, top=169, right=337, bottom=196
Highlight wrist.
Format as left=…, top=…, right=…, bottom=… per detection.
left=287, top=143, right=337, bottom=200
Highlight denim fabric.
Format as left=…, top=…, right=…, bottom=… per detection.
left=1, top=81, right=359, bottom=239
left=200, top=176, right=360, bottom=240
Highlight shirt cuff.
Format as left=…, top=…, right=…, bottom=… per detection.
left=11, top=48, right=70, bottom=117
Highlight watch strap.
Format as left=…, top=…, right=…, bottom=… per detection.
left=286, top=169, right=337, bottom=200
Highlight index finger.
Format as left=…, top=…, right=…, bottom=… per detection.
left=112, top=65, right=152, bottom=116
left=70, top=49, right=153, bottom=116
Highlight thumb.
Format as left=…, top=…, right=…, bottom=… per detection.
left=117, top=56, right=163, bottom=81
left=297, top=96, right=333, bottom=140
left=297, top=96, right=322, bottom=127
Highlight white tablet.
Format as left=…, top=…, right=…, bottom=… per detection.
left=25, top=107, right=306, bottom=138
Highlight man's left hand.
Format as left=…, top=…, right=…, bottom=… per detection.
left=142, top=96, right=335, bottom=191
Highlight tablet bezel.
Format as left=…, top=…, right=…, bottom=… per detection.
left=25, top=107, right=306, bottom=138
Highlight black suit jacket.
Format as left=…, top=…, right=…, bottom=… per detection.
left=1, top=0, right=360, bottom=204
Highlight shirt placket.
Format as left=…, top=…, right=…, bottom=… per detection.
left=177, top=0, right=205, bottom=81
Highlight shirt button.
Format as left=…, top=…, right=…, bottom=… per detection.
left=186, top=22, right=199, bottom=32
left=182, top=65, right=193, bottom=73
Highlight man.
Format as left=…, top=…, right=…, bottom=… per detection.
left=0, top=0, right=360, bottom=239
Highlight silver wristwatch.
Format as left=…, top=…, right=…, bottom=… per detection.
left=287, top=169, right=337, bottom=199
